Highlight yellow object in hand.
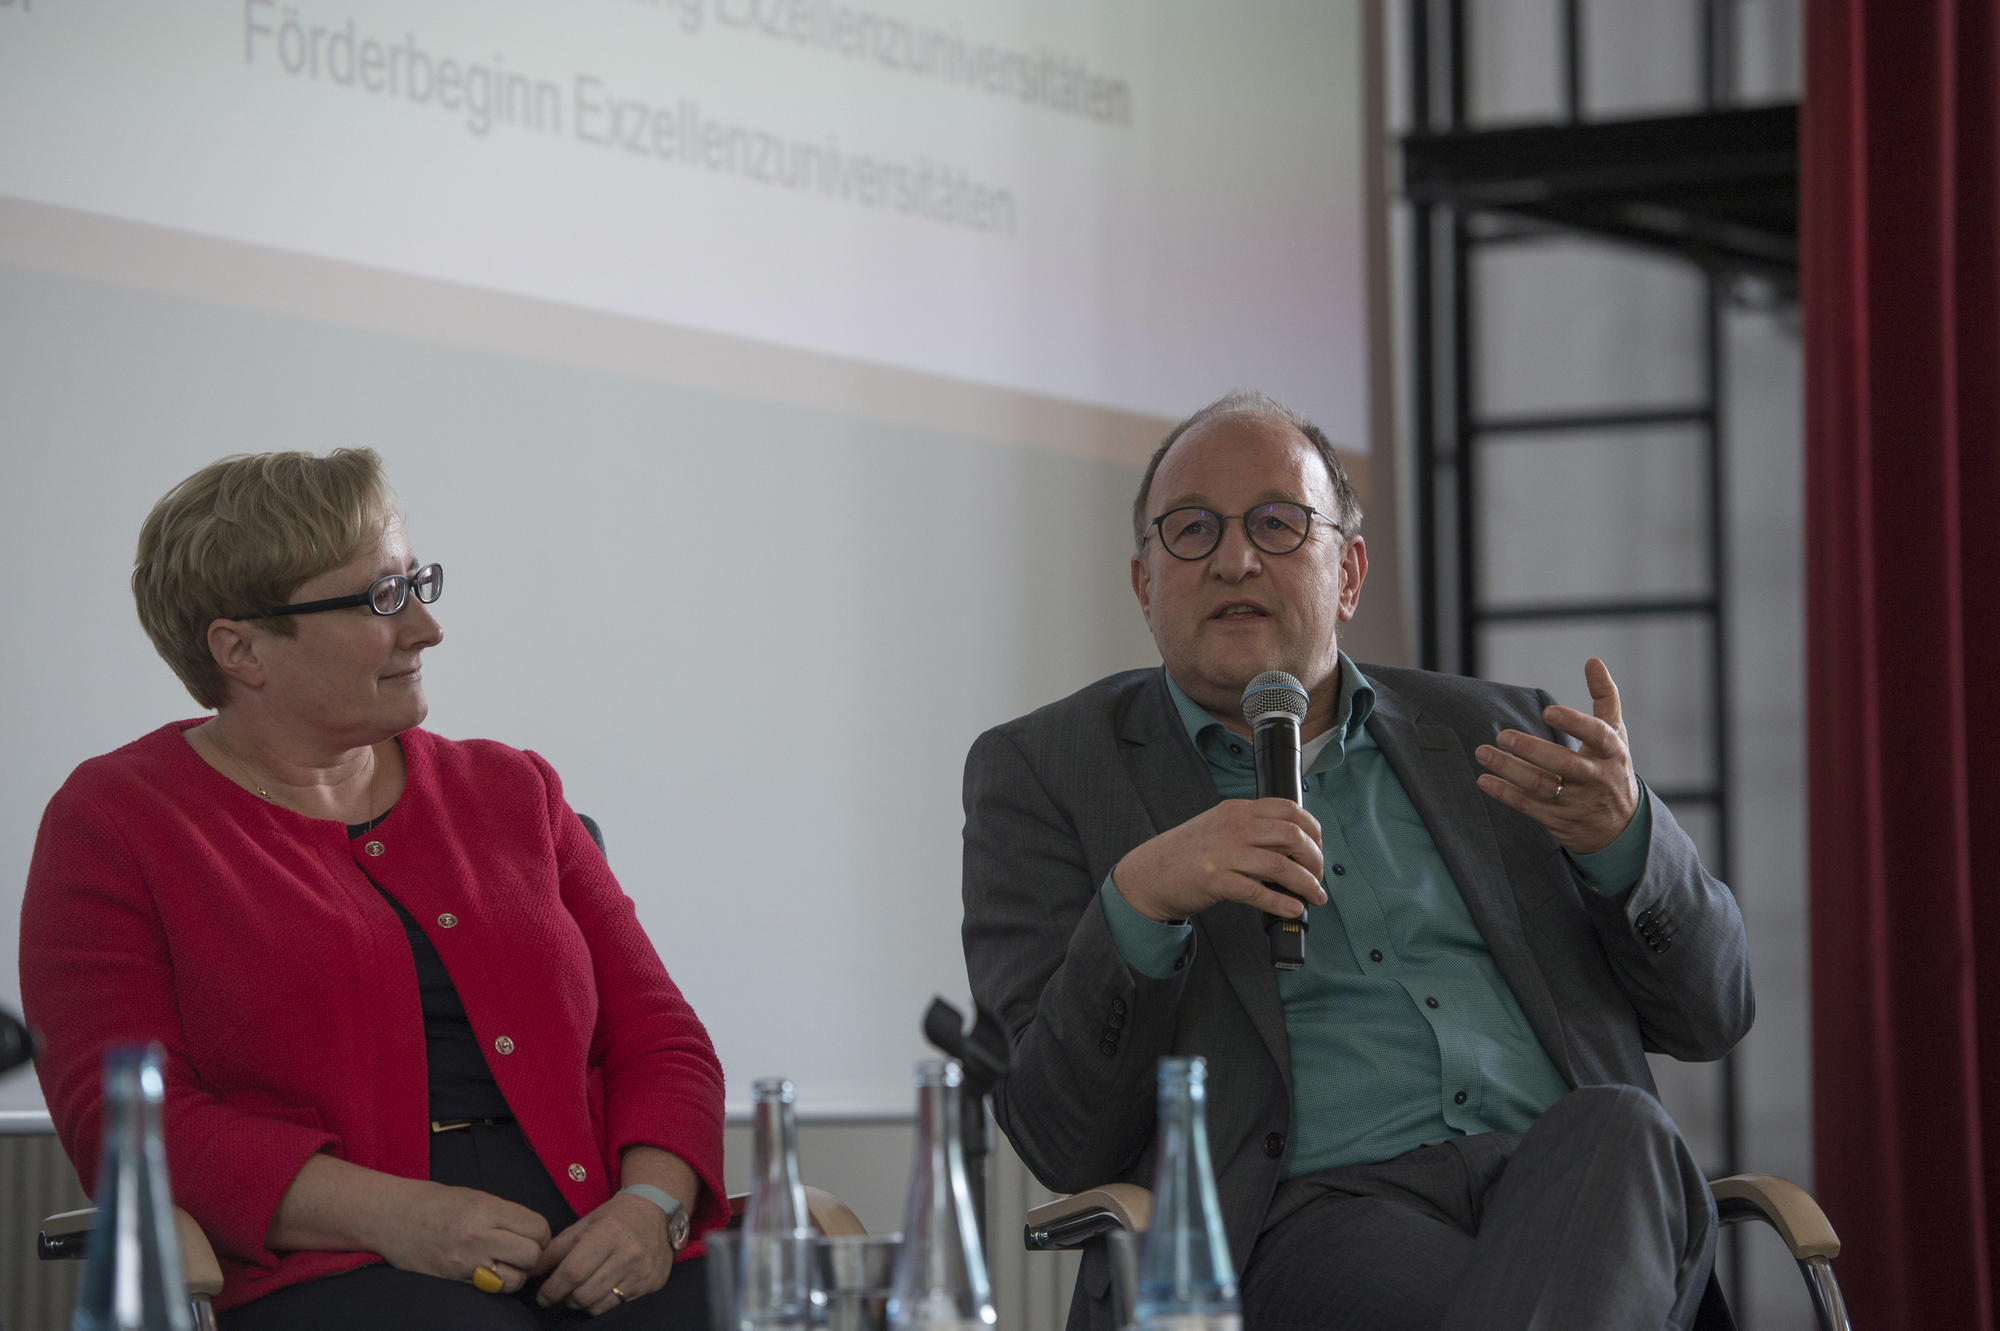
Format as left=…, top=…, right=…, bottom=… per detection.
left=472, top=1265, right=505, bottom=1295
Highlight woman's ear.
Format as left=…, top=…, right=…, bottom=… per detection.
left=206, top=618, right=267, bottom=695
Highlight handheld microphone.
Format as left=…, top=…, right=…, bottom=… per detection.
left=1242, top=671, right=1310, bottom=971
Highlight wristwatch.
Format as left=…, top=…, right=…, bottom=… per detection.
left=620, top=1184, right=692, bottom=1253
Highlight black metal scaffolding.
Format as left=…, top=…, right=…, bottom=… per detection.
left=1398, top=1, right=1798, bottom=1318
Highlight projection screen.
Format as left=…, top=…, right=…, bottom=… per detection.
left=0, top=0, right=1381, bottom=1116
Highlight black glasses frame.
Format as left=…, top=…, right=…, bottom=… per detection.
left=245, top=563, right=444, bottom=619
left=1145, top=505, right=1342, bottom=561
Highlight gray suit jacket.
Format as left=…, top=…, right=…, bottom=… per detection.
left=960, top=664, right=1753, bottom=1327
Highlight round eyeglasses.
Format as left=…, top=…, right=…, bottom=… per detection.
left=246, top=563, right=444, bottom=619
left=1145, top=504, right=1339, bottom=561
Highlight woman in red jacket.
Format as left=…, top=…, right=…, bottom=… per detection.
left=21, top=449, right=725, bottom=1329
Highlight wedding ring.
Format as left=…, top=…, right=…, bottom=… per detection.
left=611, top=1286, right=630, bottom=1303
left=472, top=1265, right=504, bottom=1295
left=1552, top=777, right=1565, bottom=802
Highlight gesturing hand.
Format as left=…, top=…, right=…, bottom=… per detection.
left=533, top=1191, right=676, bottom=1316
left=374, top=1180, right=551, bottom=1295
left=1112, top=797, right=1326, bottom=924
left=1474, top=657, right=1642, bottom=855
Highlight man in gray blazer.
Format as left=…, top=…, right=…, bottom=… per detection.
left=961, top=390, right=1753, bottom=1331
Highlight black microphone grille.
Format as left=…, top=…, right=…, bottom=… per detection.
left=1241, top=671, right=1309, bottom=727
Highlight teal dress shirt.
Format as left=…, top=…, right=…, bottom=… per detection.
left=1101, top=655, right=1653, bottom=1176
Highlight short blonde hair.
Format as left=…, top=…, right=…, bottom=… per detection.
left=133, top=449, right=398, bottom=710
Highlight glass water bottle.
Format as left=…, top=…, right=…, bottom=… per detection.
left=739, top=1077, right=814, bottom=1331
left=1134, top=1057, right=1240, bottom=1331
left=73, top=1044, right=193, bottom=1331
left=887, top=1060, right=995, bottom=1331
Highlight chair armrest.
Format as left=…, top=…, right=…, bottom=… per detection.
left=1024, top=1184, right=1154, bottom=1250
left=38, top=1207, right=94, bottom=1259
left=40, top=1206, right=224, bottom=1298
left=1710, top=1173, right=1840, bottom=1260
left=723, top=1187, right=869, bottom=1237
left=805, top=1186, right=868, bottom=1237
left=174, top=1207, right=225, bottom=1297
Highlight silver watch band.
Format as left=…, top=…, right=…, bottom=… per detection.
left=619, top=1182, right=689, bottom=1247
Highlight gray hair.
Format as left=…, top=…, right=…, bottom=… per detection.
left=1131, top=389, right=1363, bottom=548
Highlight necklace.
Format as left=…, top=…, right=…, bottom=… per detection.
left=205, top=727, right=272, bottom=802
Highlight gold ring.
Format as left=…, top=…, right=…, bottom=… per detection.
left=472, top=1265, right=504, bottom=1295
left=611, top=1286, right=630, bottom=1303
left=1552, top=777, right=1565, bottom=802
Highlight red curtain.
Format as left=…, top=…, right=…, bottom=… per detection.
left=1803, top=1, right=2000, bottom=1327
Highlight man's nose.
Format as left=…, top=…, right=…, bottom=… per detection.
left=1209, top=518, right=1263, bottom=578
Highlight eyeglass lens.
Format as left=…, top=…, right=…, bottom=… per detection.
left=369, top=563, right=444, bottom=614
left=1158, top=504, right=1315, bottom=558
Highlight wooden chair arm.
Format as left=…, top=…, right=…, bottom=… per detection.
left=174, top=1208, right=225, bottom=1298
left=40, top=1205, right=224, bottom=1298
left=804, top=1185, right=868, bottom=1237
left=1023, top=1184, right=1154, bottom=1250
left=723, top=1186, right=869, bottom=1237
left=40, top=1207, right=93, bottom=1244
left=1710, top=1173, right=1841, bottom=1261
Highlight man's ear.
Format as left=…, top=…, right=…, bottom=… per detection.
left=205, top=618, right=268, bottom=694
left=1336, top=536, right=1368, bottom=621
left=1131, top=550, right=1153, bottom=626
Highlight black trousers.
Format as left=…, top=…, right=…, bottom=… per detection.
left=222, top=1122, right=709, bottom=1330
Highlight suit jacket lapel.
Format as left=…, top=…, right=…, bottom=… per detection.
left=1118, top=669, right=1292, bottom=1081
left=1364, top=681, right=1576, bottom=1080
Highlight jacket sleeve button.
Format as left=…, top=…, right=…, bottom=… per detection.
left=1263, top=1131, right=1286, bottom=1158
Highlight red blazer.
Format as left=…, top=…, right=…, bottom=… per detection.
left=20, top=722, right=726, bottom=1311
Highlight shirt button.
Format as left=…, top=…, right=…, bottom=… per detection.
left=364, top=840, right=385, bottom=857
left=494, top=1036, right=515, bottom=1055
left=1230, top=744, right=1244, bottom=756
left=1263, top=1131, right=1285, bottom=1158
left=436, top=913, right=458, bottom=929
left=1330, top=864, right=1346, bottom=876
left=1370, top=949, right=1384, bottom=963
left=568, top=1163, right=587, bottom=1182
left=1426, top=996, right=1440, bottom=1009
left=1454, top=1090, right=1468, bottom=1105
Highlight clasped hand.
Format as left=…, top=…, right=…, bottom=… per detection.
left=1474, top=657, right=1641, bottom=855
left=1113, top=796, right=1327, bottom=923
left=381, top=1181, right=673, bottom=1315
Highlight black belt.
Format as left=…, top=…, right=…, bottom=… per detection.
left=430, top=1116, right=514, bottom=1133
